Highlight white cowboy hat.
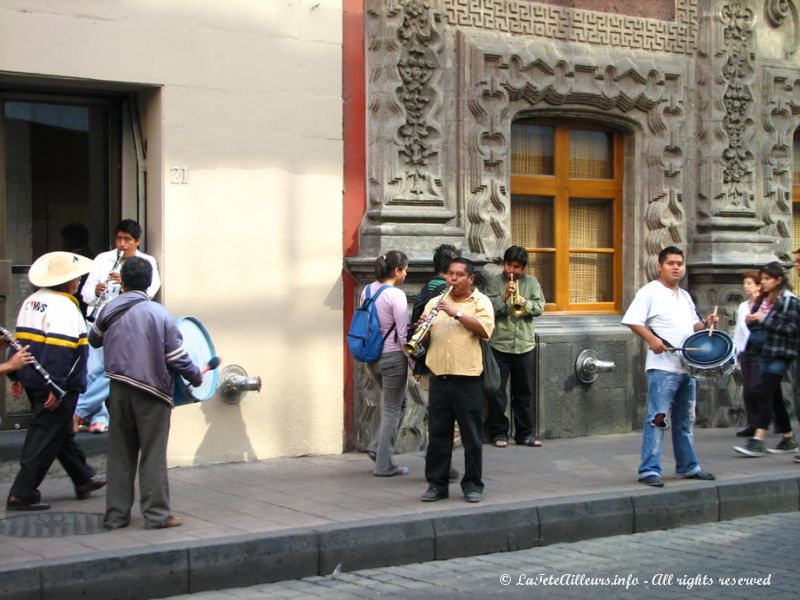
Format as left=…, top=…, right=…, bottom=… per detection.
left=28, top=251, right=93, bottom=288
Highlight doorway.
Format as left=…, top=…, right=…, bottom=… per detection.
left=0, top=95, right=121, bottom=429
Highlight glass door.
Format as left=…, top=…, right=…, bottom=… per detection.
left=0, top=95, right=120, bottom=429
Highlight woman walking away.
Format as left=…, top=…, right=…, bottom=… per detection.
left=734, top=262, right=799, bottom=457
left=364, top=251, right=411, bottom=476
left=733, top=270, right=762, bottom=438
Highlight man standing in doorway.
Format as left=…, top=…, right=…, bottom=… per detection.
left=622, top=246, right=717, bottom=487
left=75, top=219, right=161, bottom=433
left=485, top=246, right=545, bottom=448
left=419, top=257, right=495, bottom=503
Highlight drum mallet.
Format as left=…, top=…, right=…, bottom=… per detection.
left=201, top=356, right=221, bottom=377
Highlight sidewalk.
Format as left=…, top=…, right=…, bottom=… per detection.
left=1, top=428, right=798, bottom=599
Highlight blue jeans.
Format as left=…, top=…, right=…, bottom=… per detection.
left=75, top=346, right=110, bottom=426
left=638, top=370, right=701, bottom=479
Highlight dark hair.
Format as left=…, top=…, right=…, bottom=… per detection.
left=449, top=256, right=475, bottom=276
left=658, top=246, right=684, bottom=264
left=503, top=245, right=528, bottom=268
left=116, top=219, right=142, bottom=241
left=60, top=223, right=89, bottom=248
left=433, top=244, right=461, bottom=274
left=121, top=256, right=152, bottom=291
left=742, top=270, right=761, bottom=284
left=374, top=250, right=408, bottom=282
left=759, top=261, right=793, bottom=290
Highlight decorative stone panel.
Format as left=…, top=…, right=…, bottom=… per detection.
left=442, top=0, right=698, bottom=55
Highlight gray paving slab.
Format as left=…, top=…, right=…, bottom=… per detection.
left=0, top=428, right=797, bottom=599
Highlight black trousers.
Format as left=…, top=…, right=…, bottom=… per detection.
left=486, top=348, right=535, bottom=442
left=425, top=375, right=484, bottom=495
left=9, top=389, right=95, bottom=503
left=738, top=352, right=761, bottom=429
left=754, top=373, right=793, bottom=433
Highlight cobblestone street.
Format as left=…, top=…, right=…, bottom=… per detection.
left=167, top=511, right=798, bottom=599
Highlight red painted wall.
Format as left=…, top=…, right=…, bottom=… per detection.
left=342, top=0, right=365, bottom=450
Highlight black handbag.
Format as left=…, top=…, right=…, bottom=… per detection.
left=480, top=339, right=501, bottom=397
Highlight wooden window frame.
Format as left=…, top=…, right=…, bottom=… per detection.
left=511, top=122, right=623, bottom=314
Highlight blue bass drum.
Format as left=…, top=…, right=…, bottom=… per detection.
left=680, top=330, right=736, bottom=380
left=173, top=316, right=219, bottom=406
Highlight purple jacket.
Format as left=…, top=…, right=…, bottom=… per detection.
left=88, top=290, right=201, bottom=405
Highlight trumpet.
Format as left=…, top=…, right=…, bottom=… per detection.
left=86, top=250, right=123, bottom=323
left=510, top=273, right=526, bottom=318
left=404, top=286, right=453, bottom=358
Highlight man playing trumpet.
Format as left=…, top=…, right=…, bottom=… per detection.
left=485, top=246, right=545, bottom=448
left=75, top=219, right=161, bottom=433
left=418, top=258, right=495, bottom=503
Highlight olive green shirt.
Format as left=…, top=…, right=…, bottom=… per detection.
left=485, top=272, right=544, bottom=354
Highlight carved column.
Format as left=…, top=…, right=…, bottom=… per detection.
left=360, top=0, right=463, bottom=260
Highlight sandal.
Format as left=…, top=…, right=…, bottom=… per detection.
left=493, top=438, right=509, bottom=448
left=518, top=437, right=542, bottom=447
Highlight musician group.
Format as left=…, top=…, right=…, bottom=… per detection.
left=4, top=233, right=800, bottom=515
left=3, top=219, right=201, bottom=529
left=369, top=242, right=800, bottom=501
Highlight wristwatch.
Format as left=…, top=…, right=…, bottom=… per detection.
left=454, top=311, right=463, bottom=321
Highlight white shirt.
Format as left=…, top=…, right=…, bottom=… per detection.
left=81, top=249, right=161, bottom=317
left=734, top=300, right=751, bottom=355
left=621, top=280, right=700, bottom=373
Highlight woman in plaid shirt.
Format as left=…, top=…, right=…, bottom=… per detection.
left=734, top=262, right=800, bottom=457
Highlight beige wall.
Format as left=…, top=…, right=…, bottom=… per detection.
left=0, top=0, right=345, bottom=465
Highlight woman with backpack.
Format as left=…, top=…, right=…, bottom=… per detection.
left=362, top=251, right=411, bottom=476
left=734, top=262, right=799, bottom=457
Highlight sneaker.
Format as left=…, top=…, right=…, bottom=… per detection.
left=448, top=467, right=459, bottom=481
left=735, top=426, right=755, bottom=438
left=733, top=437, right=766, bottom=457
left=421, top=486, right=448, bottom=502
left=766, top=436, right=798, bottom=454
left=680, top=470, right=716, bottom=481
left=637, top=475, right=664, bottom=487
left=464, top=490, right=482, bottom=503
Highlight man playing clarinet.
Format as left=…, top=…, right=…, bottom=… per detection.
left=6, top=251, right=106, bottom=510
left=75, top=219, right=161, bottom=433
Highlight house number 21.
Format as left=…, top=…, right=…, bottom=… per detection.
left=170, top=167, right=189, bottom=184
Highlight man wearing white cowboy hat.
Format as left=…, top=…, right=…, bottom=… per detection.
left=6, top=251, right=106, bottom=511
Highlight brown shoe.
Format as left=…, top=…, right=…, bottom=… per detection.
left=75, top=477, right=106, bottom=500
left=7, top=495, right=50, bottom=511
left=148, top=515, right=182, bottom=529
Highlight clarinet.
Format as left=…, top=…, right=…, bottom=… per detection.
left=0, top=326, right=67, bottom=398
left=86, top=250, right=123, bottom=323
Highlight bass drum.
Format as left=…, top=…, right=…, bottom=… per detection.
left=173, top=316, right=219, bottom=406
left=681, top=330, right=736, bottom=380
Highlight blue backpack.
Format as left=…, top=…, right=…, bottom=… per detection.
left=347, top=284, right=396, bottom=363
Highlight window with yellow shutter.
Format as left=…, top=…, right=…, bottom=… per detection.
left=511, top=121, right=623, bottom=313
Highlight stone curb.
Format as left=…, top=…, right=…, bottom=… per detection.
left=1, top=474, right=798, bottom=600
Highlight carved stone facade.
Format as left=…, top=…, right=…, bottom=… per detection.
left=349, top=0, right=800, bottom=447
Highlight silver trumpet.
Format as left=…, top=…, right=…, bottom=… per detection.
left=404, top=286, right=453, bottom=358
left=86, top=250, right=123, bottom=323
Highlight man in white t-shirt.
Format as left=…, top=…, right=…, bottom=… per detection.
left=621, top=246, right=717, bottom=487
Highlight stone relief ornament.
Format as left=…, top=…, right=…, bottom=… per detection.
left=765, top=0, right=800, bottom=57
left=762, top=69, right=800, bottom=261
left=442, top=0, right=698, bottom=55
left=366, top=0, right=445, bottom=209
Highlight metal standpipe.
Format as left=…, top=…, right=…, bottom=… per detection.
left=218, top=364, right=262, bottom=404
left=575, top=349, right=616, bottom=384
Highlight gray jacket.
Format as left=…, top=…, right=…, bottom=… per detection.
left=88, top=290, right=202, bottom=405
